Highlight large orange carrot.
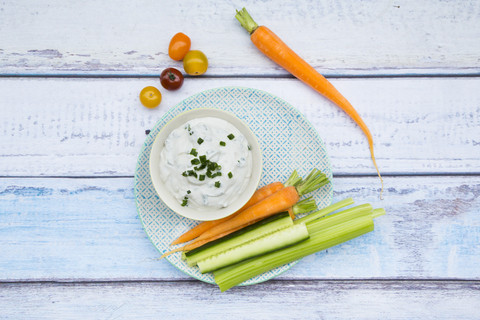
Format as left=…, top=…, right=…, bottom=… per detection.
left=170, top=181, right=284, bottom=245
left=236, top=8, right=384, bottom=198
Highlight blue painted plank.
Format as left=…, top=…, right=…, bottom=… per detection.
left=0, top=176, right=479, bottom=282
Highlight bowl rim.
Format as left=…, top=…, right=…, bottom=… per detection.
left=149, top=107, right=263, bottom=221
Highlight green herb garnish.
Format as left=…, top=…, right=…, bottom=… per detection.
left=227, top=133, right=235, bottom=140
left=197, top=137, right=204, bottom=145
left=190, top=148, right=198, bottom=156
left=228, top=172, right=233, bottom=179
left=181, top=196, right=188, bottom=207
left=219, top=141, right=226, bottom=146
left=187, top=170, right=198, bottom=178
left=214, top=181, right=221, bottom=188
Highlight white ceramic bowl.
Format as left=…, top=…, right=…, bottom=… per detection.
left=149, top=108, right=262, bottom=221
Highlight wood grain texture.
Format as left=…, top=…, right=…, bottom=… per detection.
left=1, top=0, right=479, bottom=317
left=1, top=280, right=479, bottom=319
left=1, top=77, right=479, bottom=177
left=1, top=0, right=479, bottom=76
left=1, top=176, right=478, bottom=282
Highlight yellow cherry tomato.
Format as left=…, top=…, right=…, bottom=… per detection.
left=183, top=50, right=208, bottom=76
left=139, top=86, right=162, bottom=109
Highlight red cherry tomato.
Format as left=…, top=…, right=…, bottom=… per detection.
left=160, top=68, right=184, bottom=91
left=168, top=32, right=191, bottom=61
left=139, top=86, right=162, bottom=109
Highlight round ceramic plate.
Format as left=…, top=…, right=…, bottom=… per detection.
left=135, top=86, right=333, bottom=286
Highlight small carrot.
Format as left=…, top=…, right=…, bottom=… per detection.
left=170, top=170, right=302, bottom=245
left=162, top=223, right=250, bottom=258
left=200, top=185, right=299, bottom=238
left=235, top=8, right=384, bottom=198
left=170, top=182, right=283, bottom=245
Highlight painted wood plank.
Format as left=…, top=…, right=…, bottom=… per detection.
left=1, top=0, right=479, bottom=76
left=0, top=280, right=479, bottom=319
left=1, top=175, right=479, bottom=282
left=1, top=77, right=479, bottom=177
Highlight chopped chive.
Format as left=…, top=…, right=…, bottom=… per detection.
left=227, top=133, right=235, bottom=140
left=182, top=171, right=188, bottom=177
left=228, top=172, right=233, bottom=179
left=214, top=181, right=221, bottom=188
left=187, top=190, right=191, bottom=194
left=248, top=145, right=251, bottom=150
left=206, top=170, right=213, bottom=178
left=196, top=163, right=207, bottom=170
left=199, top=174, right=205, bottom=181
left=197, top=137, right=204, bottom=145
left=181, top=198, right=188, bottom=206
left=219, top=141, right=226, bottom=146
left=191, top=158, right=200, bottom=165
left=199, top=155, right=207, bottom=163
left=190, top=148, right=198, bottom=156
left=208, top=162, right=222, bottom=171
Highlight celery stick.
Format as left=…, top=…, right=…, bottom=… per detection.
left=294, top=198, right=355, bottom=225
left=305, top=204, right=373, bottom=234
left=214, top=216, right=374, bottom=291
left=372, top=208, right=386, bottom=218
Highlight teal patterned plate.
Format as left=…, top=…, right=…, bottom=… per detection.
left=135, top=86, right=333, bottom=286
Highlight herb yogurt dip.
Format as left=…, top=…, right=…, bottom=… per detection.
left=159, top=116, right=253, bottom=211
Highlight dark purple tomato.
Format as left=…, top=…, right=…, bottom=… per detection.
left=160, top=68, right=184, bottom=90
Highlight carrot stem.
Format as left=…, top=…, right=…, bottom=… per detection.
left=295, top=168, right=328, bottom=196
left=235, top=8, right=258, bottom=34
left=283, top=169, right=302, bottom=187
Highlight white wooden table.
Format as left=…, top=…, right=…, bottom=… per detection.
left=1, top=1, right=480, bottom=318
